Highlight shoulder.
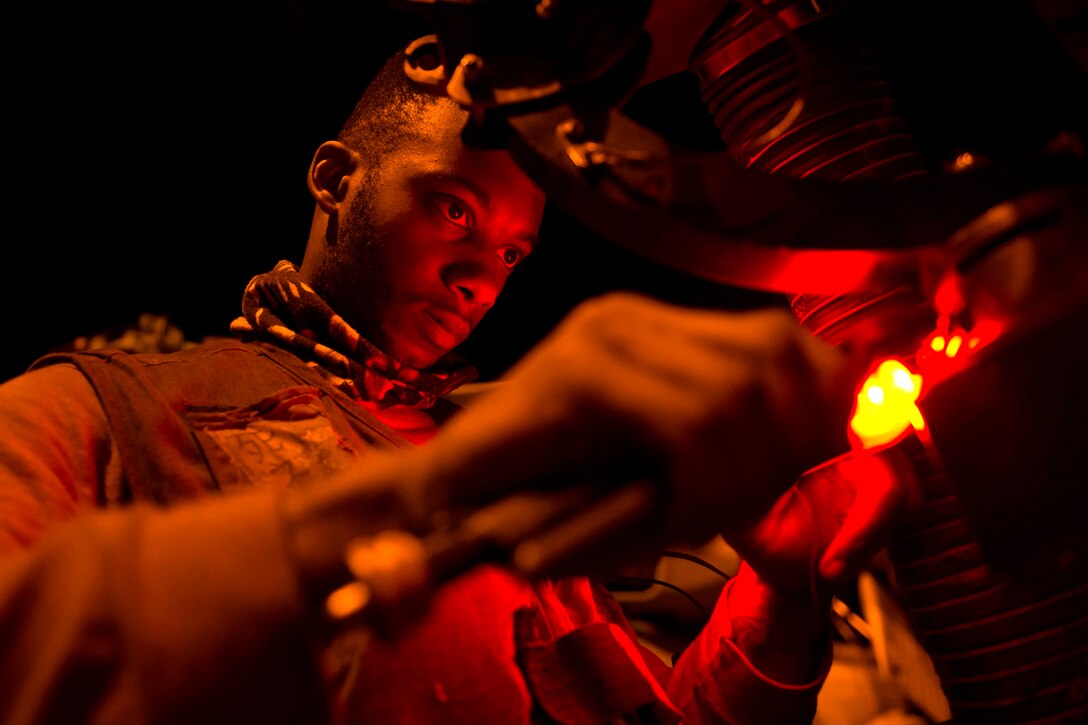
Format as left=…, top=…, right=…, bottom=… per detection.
left=0, top=363, right=105, bottom=426
left=27, top=338, right=305, bottom=399
left=0, top=364, right=113, bottom=548
left=0, top=363, right=113, bottom=466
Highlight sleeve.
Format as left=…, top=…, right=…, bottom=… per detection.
left=0, top=366, right=329, bottom=724
left=583, top=561, right=831, bottom=724
left=0, top=365, right=115, bottom=552
left=657, top=565, right=833, bottom=724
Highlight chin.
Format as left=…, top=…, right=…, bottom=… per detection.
left=387, top=340, right=444, bottom=370
left=380, top=317, right=451, bottom=369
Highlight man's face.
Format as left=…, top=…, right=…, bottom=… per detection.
left=333, top=103, right=546, bottom=369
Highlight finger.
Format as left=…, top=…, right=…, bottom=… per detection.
left=411, top=337, right=699, bottom=516
left=653, top=304, right=857, bottom=466
left=607, top=300, right=855, bottom=480
left=419, top=484, right=601, bottom=583
left=590, top=311, right=756, bottom=396
left=510, top=479, right=661, bottom=579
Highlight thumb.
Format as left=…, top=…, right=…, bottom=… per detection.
left=817, top=448, right=920, bottom=585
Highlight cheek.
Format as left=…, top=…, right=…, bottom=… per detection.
left=380, top=219, right=451, bottom=291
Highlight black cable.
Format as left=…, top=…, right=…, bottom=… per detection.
left=660, top=550, right=734, bottom=581
left=608, top=574, right=710, bottom=621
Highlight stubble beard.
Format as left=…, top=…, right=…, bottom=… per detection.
left=328, top=179, right=398, bottom=356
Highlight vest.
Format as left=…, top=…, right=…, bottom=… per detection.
left=31, top=337, right=461, bottom=505
left=30, top=338, right=679, bottom=724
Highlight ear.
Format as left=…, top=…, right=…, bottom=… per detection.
left=308, top=141, right=361, bottom=214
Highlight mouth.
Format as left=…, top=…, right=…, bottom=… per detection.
left=420, top=307, right=472, bottom=350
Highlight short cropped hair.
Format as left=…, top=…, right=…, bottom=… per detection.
left=337, top=50, right=449, bottom=168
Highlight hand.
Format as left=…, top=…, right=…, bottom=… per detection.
left=408, top=292, right=859, bottom=576
left=717, top=448, right=923, bottom=682
left=726, top=447, right=924, bottom=604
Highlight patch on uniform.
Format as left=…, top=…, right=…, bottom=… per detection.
left=189, top=386, right=357, bottom=492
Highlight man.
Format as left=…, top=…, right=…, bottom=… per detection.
left=0, top=51, right=890, bottom=723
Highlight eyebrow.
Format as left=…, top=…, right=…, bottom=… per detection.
left=436, top=173, right=539, bottom=249
left=436, top=174, right=491, bottom=213
left=521, top=232, right=540, bottom=251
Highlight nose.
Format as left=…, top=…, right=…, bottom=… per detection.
left=441, top=257, right=502, bottom=309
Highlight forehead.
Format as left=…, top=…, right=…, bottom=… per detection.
left=414, top=100, right=471, bottom=147
left=409, top=108, right=488, bottom=171
left=382, top=101, right=545, bottom=207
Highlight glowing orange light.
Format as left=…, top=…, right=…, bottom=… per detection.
left=946, top=335, right=962, bottom=357
left=849, top=358, right=925, bottom=450
left=930, top=336, right=946, bottom=352
left=326, top=581, right=371, bottom=620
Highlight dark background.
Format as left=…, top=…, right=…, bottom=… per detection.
left=6, top=1, right=1085, bottom=383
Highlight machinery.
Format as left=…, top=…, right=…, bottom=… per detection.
left=367, top=2, right=1088, bottom=721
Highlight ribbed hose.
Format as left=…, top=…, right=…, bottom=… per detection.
left=690, top=1, right=932, bottom=347
left=894, top=437, right=1088, bottom=723
left=696, top=14, right=925, bottom=180
left=692, top=3, right=1088, bottom=722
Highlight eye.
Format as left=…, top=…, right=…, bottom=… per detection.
left=436, top=195, right=473, bottom=229
left=498, top=246, right=524, bottom=269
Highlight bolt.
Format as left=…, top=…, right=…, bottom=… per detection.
left=459, top=54, right=485, bottom=87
